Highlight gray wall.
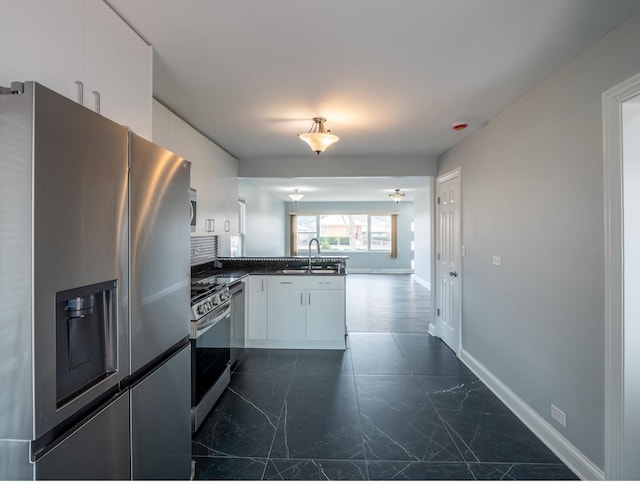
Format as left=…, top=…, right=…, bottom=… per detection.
left=413, top=181, right=432, bottom=286
left=285, top=201, right=414, bottom=273
left=238, top=179, right=286, bottom=256
left=437, top=12, right=640, bottom=469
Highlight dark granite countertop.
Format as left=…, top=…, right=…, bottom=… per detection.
left=191, top=256, right=348, bottom=277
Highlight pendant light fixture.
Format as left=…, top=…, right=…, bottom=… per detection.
left=288, top=189, right=304, bottom=202
left=389, top=188, right=405, bottom=203
left=298, top=117, right=339, bottom=154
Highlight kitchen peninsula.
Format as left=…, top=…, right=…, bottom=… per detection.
left=194, top=257, right=348, bottom=350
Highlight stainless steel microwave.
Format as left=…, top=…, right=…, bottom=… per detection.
left=190, top=188, right=197, bottom=232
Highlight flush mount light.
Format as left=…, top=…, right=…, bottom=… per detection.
left=389, top=188, right=405, bottom=203
left=298, top=117, right=339, bottom=155
left=288, top=189, right=304, bottom=202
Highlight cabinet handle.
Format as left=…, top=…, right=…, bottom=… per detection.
left=300, top=292, right=304, bottom=305
left=92, top=90, right=101, bottom=114
left=75, top=80, right=83, bottom=104
left=261, top=279, right=264, bottom=291
left=224, top=220, right=230, bottom=232
left=205, top=219, right=215, bottom=232
left=308, top=293, right=311, bottom=305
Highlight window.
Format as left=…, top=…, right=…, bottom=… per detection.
left=319, top=214, right=367, bottom=251
left=296, top=215, right=318, bottom=249
left=292, top=213, right=396, bottom=255
left=369, top=215, right=392, bottom=251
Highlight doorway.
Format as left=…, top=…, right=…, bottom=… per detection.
left=435, top=168, right=461, bottom=353
left=603, top=72, right=640, bottom=480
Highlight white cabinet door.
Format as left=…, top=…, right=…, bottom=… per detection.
left=0, top=0, right=152, bottom=138
left=306, top=289, right=345, bottom=341
left=247, top=276, right=268, bottom=340
left=85, top=0, right=152, bottom=139
left=208, top=146, right=238, bottom=236
left=268, top=289, right=306, bottom=340
left=0, top=0, right=84, bottom=101
left=166, top=111, right=215, bottom=235
left=164, top=109, right=238, bottom=237
left=267, top=277, right=305, bottom=341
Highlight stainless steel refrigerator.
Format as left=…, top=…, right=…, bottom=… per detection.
left=0, top=82, right=191, bottom=480
left=128, top=132, right=192, bottom=479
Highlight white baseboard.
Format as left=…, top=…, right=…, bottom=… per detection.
left=428, top=323, right=437, bottom=336
left=460, top=348, right=604, bottom=481
left=348, top=269, right=413, bottom=274
left=411, top=274, right=431, bottom=290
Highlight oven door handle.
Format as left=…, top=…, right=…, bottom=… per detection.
left=195, top=303, right=231, bottom=338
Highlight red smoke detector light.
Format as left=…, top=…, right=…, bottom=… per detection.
left=452, top=122, right=468, bottom=131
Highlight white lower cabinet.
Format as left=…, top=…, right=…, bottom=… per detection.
left=267, top=277, right=306, bottom=341
left=306, top=289, right=345, bottom=341
left=246, top=276, right=268, bottom=340
left=247, top=275, right=345, bottom=349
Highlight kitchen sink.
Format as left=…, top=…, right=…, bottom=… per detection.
left=278, top=268, right=339, bottom=274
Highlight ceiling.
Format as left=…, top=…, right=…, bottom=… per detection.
left=107, top=0, right=640, bottom=200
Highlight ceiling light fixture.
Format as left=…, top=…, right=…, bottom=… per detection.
left=298, top=117, right=339, bottom=155
left=288, top=189, right=304, bottom=202
left=389, top=188, right=405, bottom=203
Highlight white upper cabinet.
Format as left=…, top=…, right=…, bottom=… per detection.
left=0, top=0, right=152, bottom=139
left=84, top=0, right=152, bottom=139
left=0, top=0, right=85, bottom=100
left=160, top=106, right=239, bottom=236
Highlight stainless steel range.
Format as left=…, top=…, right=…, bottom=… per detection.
left=191, top=276, right=231, bottom=336
left=190, top=274, right=232, bottom=431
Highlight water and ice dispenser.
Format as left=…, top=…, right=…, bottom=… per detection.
left=55, top=280, right=119, bottom=407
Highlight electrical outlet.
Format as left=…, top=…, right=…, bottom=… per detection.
left=551, top=404, right=566, bottom=427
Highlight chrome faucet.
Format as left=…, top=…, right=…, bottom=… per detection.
left=308, top=238, right=321, bottom=272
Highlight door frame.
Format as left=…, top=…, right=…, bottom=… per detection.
left=435, top=167, right=462, bottom=354
left=603, top=71, right=640, bottom=480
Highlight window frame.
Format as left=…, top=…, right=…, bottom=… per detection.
left=291, top=212, right=397, bottom=255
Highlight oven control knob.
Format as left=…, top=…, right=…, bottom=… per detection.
left=213, top=295, right=220, bottom=305
left=205, top=301, right=212, bottom=312
left=197, top=305, right=204, bottom=315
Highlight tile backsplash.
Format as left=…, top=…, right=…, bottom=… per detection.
left=190, top=236, right=218, bottom=266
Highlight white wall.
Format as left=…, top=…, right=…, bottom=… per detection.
left=623, top=98, right=640, bottom=477
left=238, top=179, right=286, bottom=256
left=284, top=201, right=414, bottom=273
left=413, top=181, right=431, bottom=286
left=239, top=156, right=437, bottom=177
left=437, top=12, right=640, bottom=473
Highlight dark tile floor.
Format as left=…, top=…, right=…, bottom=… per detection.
left=192, top=275, right=578, bottom=480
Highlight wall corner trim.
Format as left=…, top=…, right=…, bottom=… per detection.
left=411, top=274, right=431, bottom=290
left=460, top=348, right=605, bottom=481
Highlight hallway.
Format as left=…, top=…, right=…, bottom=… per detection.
left=192, top=275, right=577, bottom=480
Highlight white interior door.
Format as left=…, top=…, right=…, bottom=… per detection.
left=436, top=168, right=461, bottom=352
